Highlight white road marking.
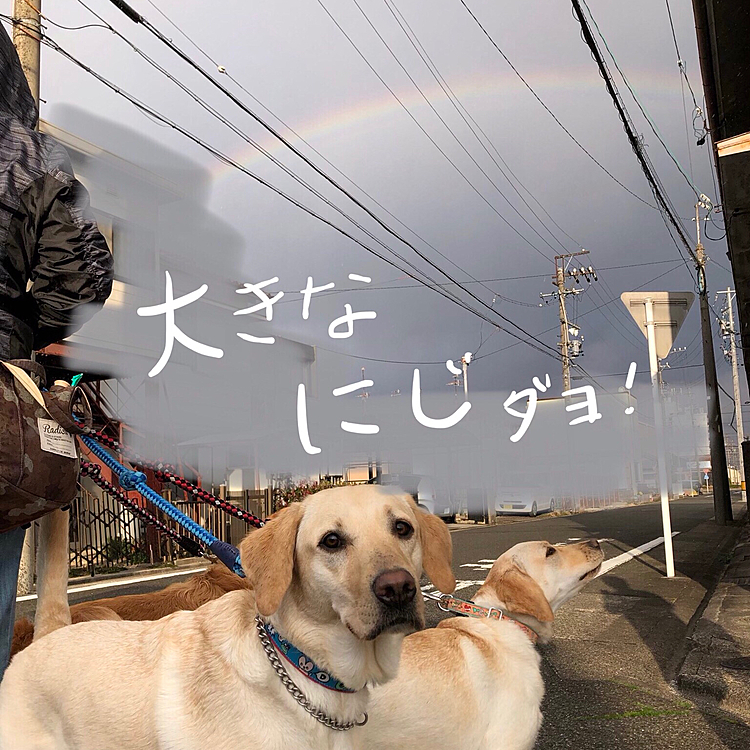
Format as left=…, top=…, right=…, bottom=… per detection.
left=16, top=566, right=209, bottom=603
left=455, top=532, right=682, bottom=582
left=460, top=561, right=495, bottom=571
left=18, top=533, right=683, bottom=606
left=595, top=533, right=679, bottom=577
left=422, top=580, right=484, bottom=594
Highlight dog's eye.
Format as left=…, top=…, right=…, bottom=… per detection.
left=320, top=532, right=344, bottom=550
left=394, top=520, right=413, bottom=538
left=546, top=546, right=556, bottom=557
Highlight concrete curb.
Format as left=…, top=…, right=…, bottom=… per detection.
left=677, top=517, right=750, bottom=721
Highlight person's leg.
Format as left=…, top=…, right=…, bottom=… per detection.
left=0, top=526, right=26, bottom=682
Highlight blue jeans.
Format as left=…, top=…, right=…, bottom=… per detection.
left=0, top=526, right=26, bottom=683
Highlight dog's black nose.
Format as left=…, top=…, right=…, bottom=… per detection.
left=586, top=539, right=601, bottom=550
left=373, top=569, right=417, bottom=608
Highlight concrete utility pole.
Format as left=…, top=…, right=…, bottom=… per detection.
left=540, top=250, right=596, bottom=391
left=717, top=288, right=745, bottom=502
left=556, top=262, right=572, bottom=392
left=695, top=203, right=733, bottom=525
left=12, top=0, right=41, bottom=596
left=12, top=0, right=41, bottom=107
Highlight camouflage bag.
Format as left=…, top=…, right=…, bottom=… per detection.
left=0, top=360, right=92, bottom=533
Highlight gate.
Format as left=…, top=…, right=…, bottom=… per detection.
left=69, top=487, right=150, bottom=577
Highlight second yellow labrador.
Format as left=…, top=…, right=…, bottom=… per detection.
left=366, top=539, right=604, bottom=750
left=0, top=486, right=455, bottom=750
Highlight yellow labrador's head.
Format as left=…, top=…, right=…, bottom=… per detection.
left=239, top=485, right=455, bottom=640
left=478, top=540, right=604, bottom=642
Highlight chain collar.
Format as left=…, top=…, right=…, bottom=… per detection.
left=255, top=615, right=368, bottom=731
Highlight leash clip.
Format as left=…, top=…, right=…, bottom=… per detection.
left=437, top=594, right=452, bottom=613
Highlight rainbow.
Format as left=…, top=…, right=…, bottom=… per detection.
left=209, top=66, right=683, bottom=185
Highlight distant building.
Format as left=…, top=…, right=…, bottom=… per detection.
left=37, top=115, right=317, bottom=501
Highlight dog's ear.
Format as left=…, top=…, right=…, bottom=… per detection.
left=417, top=510, right=456, bottom=593
left=239, top=502, right=304, bottom=616
left=492, top=567, right=554, bottom=623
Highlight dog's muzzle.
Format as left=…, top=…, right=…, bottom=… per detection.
left=372, top=569, right=417, bottom=608
left=366, top=569, right=422, bottom=639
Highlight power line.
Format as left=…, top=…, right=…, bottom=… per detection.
left=95, top=1, right=568, bottom=360
left=17, top=20, right=566, bottom=365
left=591, top=363, right=703, bottom=377
left=587, top=282, right=644, bottom=350
left=346, top=0, right=557, bottom=259
left=384, top=0, right=578, bottom=254
left=664, top=0, right=701, bottom=112
left=457, top=0, right=657, bottom=210
left=569, top=0, right=697, bottom=272
left=70, top=2, right=478, bottom=316
left=474, top=261, right=684, bottom=360
left=579, top=0, right=702, bottom=200
left=273, top=258, right=682, bottom=300
left=314, top=0, right=552, bottom=262
left=138, top=1, right=535, bottom=308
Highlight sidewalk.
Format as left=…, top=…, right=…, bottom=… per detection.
left=532, top=500, right=750, bottom=748
left=678, top=511, right=750, bottom=722
left=16, top=556, right=208, bottom=606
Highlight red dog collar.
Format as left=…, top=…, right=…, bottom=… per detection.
left=437, top=595, right=538, bottom=644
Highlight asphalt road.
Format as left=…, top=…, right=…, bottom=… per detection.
left=16, top=495, right=750, bottom=748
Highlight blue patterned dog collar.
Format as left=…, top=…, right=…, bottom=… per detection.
left=263, top=621, right=357, bottom=693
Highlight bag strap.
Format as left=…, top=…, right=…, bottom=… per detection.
left=42, top=385, right=92, bottom=434
left=6, top=359, right=46, bottom=388
left=1, top=361, right=92, bottom=434
left=1, top=361, right=47, bottom=410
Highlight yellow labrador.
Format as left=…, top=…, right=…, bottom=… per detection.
left=366, top=540, right=604, bottom=750
left=0, top=486, right=455, bottom=750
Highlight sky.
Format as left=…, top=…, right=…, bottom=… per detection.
left=8, top=0, right=746, bottom=477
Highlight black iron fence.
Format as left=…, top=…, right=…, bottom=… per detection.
left=69, top=487, right=150, bottom=576
left=68, top=483, right=271, bottom=577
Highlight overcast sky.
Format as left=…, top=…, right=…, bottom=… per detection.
left=18, top=0, right=744, bottom=425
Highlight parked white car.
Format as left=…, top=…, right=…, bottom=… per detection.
left=495, top=488, right=555, bottom=517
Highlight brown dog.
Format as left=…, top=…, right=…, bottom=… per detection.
left=12, top=562, right=249, bottom=656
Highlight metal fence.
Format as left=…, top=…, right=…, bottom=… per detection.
left=69, top=487, right=150, bottom=576
left=69, top=484, right=271, bottom=577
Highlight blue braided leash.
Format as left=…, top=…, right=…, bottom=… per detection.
left=80, top=433, right=245, bottom=577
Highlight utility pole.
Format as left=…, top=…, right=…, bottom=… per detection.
left=540, top=250, right=596, bottom=391
left=12, top=1, right=41, bottom=596
left=446, top=353, right=471, bottom=401
left=12, top=0, right=41, bottom=108
left=461, top=352, right=471, bottom=402
left=695, top=202, right=733, bottom=524
left=717, top=288, right=745, bottom=502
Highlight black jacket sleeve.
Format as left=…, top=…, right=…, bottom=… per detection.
left=28, top=168, right=114, bottom=349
